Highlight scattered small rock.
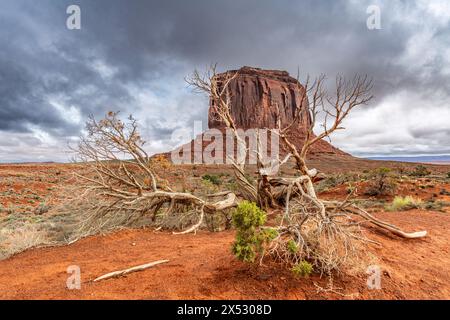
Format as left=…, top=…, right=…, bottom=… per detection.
left=257, top=274, right=271, bottom=281
left=34, top=204, right=50, bottom=215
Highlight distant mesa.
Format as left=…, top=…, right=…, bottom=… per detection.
left=168, top=66, right=349, bottom=163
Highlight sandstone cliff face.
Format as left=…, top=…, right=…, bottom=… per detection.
left=208, top=67, right=347, bottom=156
left=209, top=66, right=310, bottom=131
left=167, top=67, right=348, bottom=163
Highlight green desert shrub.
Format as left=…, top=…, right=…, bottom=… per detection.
left=202, top=174, right=222, bottom=186
left=2, top=205, right=16, bottom=215
left=316, top=173, right=359, bottom=192
left=231, top=201, right=277, bottom=263
left=287, top=239, right=299, bottom=254
left=292, top=260, right=313, bottom=277
left=410, top=165, right=431, bottom=177
left=200, top=179, right=219, bottom=194
left=386, top=196, right=422, bottom=211
left=365, top=167, right=397, bottom=196
left=423, top=200, right=445, bottom=212
left=447, top=172, right=450, bottom=179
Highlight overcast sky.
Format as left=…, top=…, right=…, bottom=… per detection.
left=1, top=0, right=449, bottom=162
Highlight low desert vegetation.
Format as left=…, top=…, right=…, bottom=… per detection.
left=0, top=215, right=49, bottom=259
left=0, top=205, right=82, bottom=259
left=292, top=260, right=314, bottom=278
left=410, top=165, right=431, bottom=177
left=34, top=203, right=50, bottom=215
left=387, top=196, right=422, bottom=211
left=364, top=167, right=397, bottom=196
left=0, top=224, right=47, bottom=259
left=231, top=201, right=277, bottom=263
left=316, top=173, right=361, bottom=192
left=422, top=200, right=448, bottom=212
left=202, top=174, right=222, bottom=186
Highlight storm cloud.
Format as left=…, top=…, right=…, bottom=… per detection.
left=1, top=0, right=449, bottom=162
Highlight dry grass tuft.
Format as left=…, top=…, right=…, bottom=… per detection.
left=0, top=223, right=48, bottom=260
left=386, top=196, right=422, bottom=211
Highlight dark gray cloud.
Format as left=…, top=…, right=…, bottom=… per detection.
left=0, top=0, right=449, bottom=161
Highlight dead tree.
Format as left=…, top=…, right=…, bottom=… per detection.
left=271, top=73, right=426, bottom=238
left=73, top=112, right=237, bottom=236
left=72, top=66, right=427, bottom=276
left=187, top=68, right=259, bottom=204
left=187, top=65, right=427, bottom=274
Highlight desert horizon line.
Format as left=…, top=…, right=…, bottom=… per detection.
left=2, top=153, right=450, bottom=165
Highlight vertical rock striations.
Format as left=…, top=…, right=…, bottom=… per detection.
left=209, top=66, right=310, bottom=131
left=208, top=66, right=347, bottom=155
left=167, top=66, right=348, bottom=164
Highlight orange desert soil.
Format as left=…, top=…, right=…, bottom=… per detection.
left=0, top=209, right=449, bottom=300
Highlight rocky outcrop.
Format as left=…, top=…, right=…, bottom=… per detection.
left=209, top=66, right=347, bottom=156
left=167, top=66, right=349, bottom=163
left=209, top=66, right=310, bottom=131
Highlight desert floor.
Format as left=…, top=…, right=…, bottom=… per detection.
left=0, top=156, right=449, bottom=299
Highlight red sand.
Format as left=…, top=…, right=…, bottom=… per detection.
left=0, top=209, right=448, bottom=300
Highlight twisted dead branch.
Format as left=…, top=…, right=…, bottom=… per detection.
left=93, top=260, right=169, bottom=282
left=187, top=65, right=427, bottom=275
left=72, top=112, right=237, bottom=237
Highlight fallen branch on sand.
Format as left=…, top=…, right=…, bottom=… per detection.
left=93, top=259, right=169, bottom=282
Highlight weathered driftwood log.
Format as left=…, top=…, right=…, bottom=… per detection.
left=173, top=192, right=238, bottom=235
left=93, top=260, right=169, bottom=282
left=268, top=176, right=428, bottom=239
left=346, top=205, right=427, bottom=239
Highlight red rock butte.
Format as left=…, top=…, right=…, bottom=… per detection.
left=169, top=66, right=349, bottom=163
left=209, top=66, right=310, bottom=130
